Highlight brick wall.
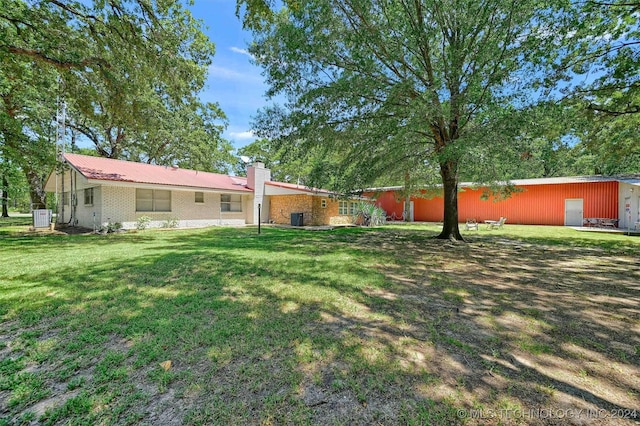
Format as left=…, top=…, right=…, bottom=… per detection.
left=101, top=186, right=134, bottom=225
left=55, top=170, right=103, bottom=228
left=57, top=179, right=354, bottom=229
left=100, top=186, right=249, bottom=229
left=269, top=194, right=353, bottom=226
left=269, top=194, right=314, bottom=224
left=75, top=186, right=102, bottom=230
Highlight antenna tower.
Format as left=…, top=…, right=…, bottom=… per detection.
left=56, top=79, right=67, bottom=224
left=56, top=95, right=66, bottom=159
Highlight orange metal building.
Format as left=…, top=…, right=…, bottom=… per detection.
left=371, top=176, right=620, bottom=226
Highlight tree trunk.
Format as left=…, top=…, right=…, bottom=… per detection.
left=437, top=160, right=463, bottom=241
left=1, top=175, right=9, bottom=217
left=26, top=170, right=47, bottom=210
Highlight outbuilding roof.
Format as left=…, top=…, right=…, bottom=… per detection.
left=367, top=175, right=622, bottom=192
left=490, top=175, right=619, bottom=186
left=61, top=153, right=252, bottom=192
left=617, top=175, right=640, bottom=186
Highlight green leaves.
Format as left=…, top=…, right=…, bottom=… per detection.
left=1, top=0, right=235, bottom=205
left=553, top=1, right=640, bottom=115
left=246, top=0, right=560, bottom=238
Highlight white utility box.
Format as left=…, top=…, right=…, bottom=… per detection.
left=32, top=209, right=52, bottom=228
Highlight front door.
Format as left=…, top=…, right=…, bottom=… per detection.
left=624, top=197, right=631, bottom=229
left=564, top=199, right=583, bottom=226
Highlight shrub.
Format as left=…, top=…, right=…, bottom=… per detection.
left=353, top=202, right=386, bottom=227
left=136, top=216, right=152, bottom=230
left=99, top=221, right=123, bottom=234
left=162, top=217, right=179, bottom=228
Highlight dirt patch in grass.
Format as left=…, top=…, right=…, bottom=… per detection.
left=0, top=226, right=638, bottom=425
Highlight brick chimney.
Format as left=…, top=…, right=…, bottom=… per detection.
left=247, top=162, right=271, bottom=224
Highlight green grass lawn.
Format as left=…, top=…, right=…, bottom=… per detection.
left=0, top=216, right=33, bottom=237
left=1, top=223, right=639, bottom=425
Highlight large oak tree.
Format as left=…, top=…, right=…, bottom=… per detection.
left=245, top=0, right=557, bottom=240
left=1, top=0, right=231, bottom=208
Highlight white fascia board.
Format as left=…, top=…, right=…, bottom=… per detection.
left=44, top=166, right=91, bottom=192
left=364, top=186, right=405, bottom=192
left=265, top=185, right=321, bottom=196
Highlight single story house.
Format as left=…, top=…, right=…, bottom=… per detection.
left=44, top=154, right=357, bottom=230
left=369, top=175, right=640, bottom=228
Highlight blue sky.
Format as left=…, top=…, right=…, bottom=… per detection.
left=188, top=0, right=269, bottom=150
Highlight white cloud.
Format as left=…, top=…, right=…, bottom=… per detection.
left=228, top=130, right=256, bottom=140
left=207, top=64, right=264, bottom=84
left=208, top=65, right=247, bottom=80
left=230, top=46, right=255, bottom=59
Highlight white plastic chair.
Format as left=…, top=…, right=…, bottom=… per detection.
left=485, top=217, right=506, bottom=230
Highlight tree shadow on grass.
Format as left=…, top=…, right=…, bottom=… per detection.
left=0, top=231, right=158, bottom=254
left=0, top=226, right=638, bottom=425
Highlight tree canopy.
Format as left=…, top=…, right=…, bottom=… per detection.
left=246, top=0, right=562, bottom=240
left=1, top=0, right=233, bottom=209
left=555, top=1, right=640, bottom=116
left=239, top=0, right=640, bottom=240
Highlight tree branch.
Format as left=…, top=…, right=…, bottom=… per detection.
left=587, top=103, right=640, bottom=115
left=5, top=46, right=111, bottom=70
left=587, top=1, right=640, bottom=7
left=47, top=0, right=101, bottom=22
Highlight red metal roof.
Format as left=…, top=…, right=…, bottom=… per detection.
left=63, top=153, right=251, bottom=192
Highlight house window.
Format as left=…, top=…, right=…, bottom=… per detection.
left=349, top=201, right=358, bottom=215
left=136, top=189, right=171, bottom=212
left=221, top=194, right=242, bottom=212
left=84, top=188, right=94, bottom=205
left=321, top=199, right=327, bottom=208
left=62, top=192, right=70, bottom=206
left=338, top=201, right=348, bottom=215
left=195, top=191, right=204, bottom=203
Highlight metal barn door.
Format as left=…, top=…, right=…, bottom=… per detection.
left=624, top=197, right=631, bottom=229
left=564, top=199, right=583, bottom=226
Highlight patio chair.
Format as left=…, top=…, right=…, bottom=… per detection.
left=485, top=217, right=507, bottom=230
left=386, top=211, right=407, bottom=222
left=465, top=218, right=479, bottom=231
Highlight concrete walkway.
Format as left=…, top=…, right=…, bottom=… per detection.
left=572, top=226, right=640, bottom=236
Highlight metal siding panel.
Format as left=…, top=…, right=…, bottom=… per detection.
left=459, top=182, right=619, bottom=225
left=413, top=196, right=443, bottom=221
left=578, top=181, right=618, bottom=220
left=371, top=191, right=404, bottom=219
left=375, top=181, right=618, bottom=225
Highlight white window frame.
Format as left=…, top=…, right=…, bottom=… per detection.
left=349, top=201, right=358, bottom=215
left=321, top=199, right=327, bottom=208
left=136, top=189, right=171, bottom=212
left=221, top=194, right=242, bottom=212
left=338, top=201, right=348, bottom=215
left=84, top=188, right=94, bottom=206
left=195, top=191, right=204, bottom=203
